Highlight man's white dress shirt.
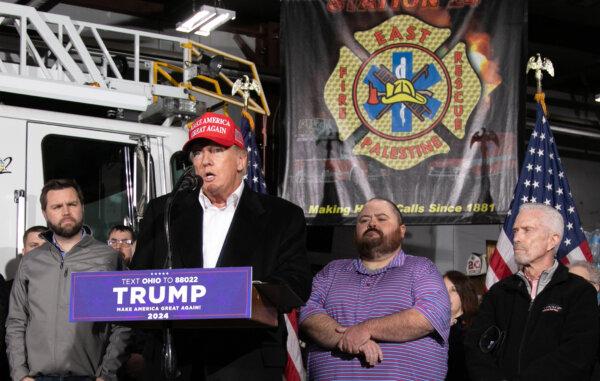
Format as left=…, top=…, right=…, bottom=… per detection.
left=199, top=182, right=244, bottom=268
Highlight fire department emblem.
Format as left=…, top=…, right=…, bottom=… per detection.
left=324, top=15, right=481, bottom=170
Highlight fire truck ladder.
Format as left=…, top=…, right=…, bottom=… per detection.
left=0, top=3, right=269, bottom=119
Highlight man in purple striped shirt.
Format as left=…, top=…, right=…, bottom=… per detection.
left=300, top=198, right=451, bottom=380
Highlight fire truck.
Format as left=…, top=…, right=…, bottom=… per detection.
left=0, top=3, right=269, bottom=278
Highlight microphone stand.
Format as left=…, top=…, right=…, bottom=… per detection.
left=161, top=166, right=199, bottom=381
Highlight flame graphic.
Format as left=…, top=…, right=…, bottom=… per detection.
left=466, top=31, right=502, bottom=101
left=407, top=6, right=452, bottom=28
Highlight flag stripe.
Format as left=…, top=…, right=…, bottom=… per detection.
left=284, top=311, right=306, bottom=381
left=495, top=229, right=518, bottom=274
left=566, top=245, right=587, bottom=263
left=579, top=241, right=593, bottom=262
left=486, top=231, right=514, bottom=289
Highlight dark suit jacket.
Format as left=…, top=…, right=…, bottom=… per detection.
left=132, top=185, right=312, bottom=381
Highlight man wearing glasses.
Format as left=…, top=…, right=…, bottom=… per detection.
left=107, top=225, right=136, bottom=266
left=466, top=203, right=599, bottom=380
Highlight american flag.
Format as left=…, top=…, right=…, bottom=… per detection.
left=240, top=113, right=306, bottom=381
left=241, top=112, right=267, bottom=194
left=486, top=102, right=592, bottom=288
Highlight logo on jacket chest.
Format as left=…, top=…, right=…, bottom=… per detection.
left=541, top=303, right=563, bottom=313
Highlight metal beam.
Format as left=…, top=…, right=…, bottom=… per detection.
left=0, top=72, right=150, bottom=110
left=41, top=12, right=107, bottom=86
left=60, top=0, right=165, bottom=16
left=1, top=3, right=88, bottom=83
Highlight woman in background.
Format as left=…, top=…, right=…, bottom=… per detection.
left=568, top=261, right=600, bottom=380
left=444, top=270, right=479, bottom=381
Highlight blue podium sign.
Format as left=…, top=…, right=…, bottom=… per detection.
left=70, top=267, right=252, bottom=322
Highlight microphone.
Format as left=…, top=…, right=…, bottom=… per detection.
left=164, top=166, right=199, bottom=268
left=173, top=166, right=201, bottom=193
left=160, top=167, right=199, bottom=380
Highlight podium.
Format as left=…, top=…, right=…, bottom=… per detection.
left=70, top=267, right=303, bottom=328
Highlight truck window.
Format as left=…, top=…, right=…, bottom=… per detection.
left=132, top=142, right=156, bottom=225
left=41, top=134, right=139, bottom=241
left=170, top=151, right=192, bottom=186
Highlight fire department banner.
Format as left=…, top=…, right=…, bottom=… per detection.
left=280, top=0, right=524, bottom=224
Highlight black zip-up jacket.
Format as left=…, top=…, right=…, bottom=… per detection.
left=465, top=264, right=599, bottom=381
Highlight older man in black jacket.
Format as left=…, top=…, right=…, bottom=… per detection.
left=465, top=203, right=599, bottom=381
left=132, top=112, right=311, bottom=381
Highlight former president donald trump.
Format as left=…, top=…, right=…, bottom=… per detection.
left=132, top=112, right=312, bottom=381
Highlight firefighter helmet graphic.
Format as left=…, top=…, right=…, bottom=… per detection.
left=324, top=15, right=482, bottom=170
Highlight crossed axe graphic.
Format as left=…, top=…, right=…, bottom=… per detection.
left=367, top=64, right=433, bottom=121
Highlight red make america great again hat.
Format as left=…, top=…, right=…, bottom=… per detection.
left=182, top=112, right=244, bottom=152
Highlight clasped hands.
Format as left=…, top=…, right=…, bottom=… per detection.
left=335, top=323, right=383, bottom=367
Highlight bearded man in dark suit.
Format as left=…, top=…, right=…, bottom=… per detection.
left=132, top=112, right=311, bottom=381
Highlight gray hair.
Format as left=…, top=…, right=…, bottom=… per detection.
left=568, top=261, right=600, bottom=287
left=519, top=203, right=564, bottom=245
left=187, top=144, right=248, bottom=175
